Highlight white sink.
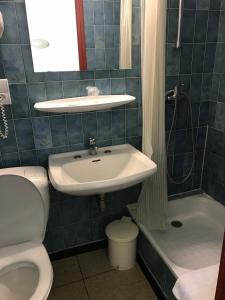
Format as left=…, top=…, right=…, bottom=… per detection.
left=48, top=144, right=157, bottom=196
left=34, top=95, right=135, bottom=113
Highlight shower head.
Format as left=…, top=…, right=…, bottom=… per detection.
left=0, top=12, right=4, bottom=38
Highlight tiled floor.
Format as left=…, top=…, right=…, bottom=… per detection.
left=48, top=248, right=158, bottom=300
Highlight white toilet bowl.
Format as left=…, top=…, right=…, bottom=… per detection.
left=0, top=167, right=53, bottom=300
left=0, top=243, right=52, bottom=300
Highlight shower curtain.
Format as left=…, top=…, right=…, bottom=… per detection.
left=137, top=0, right=168, bottom=230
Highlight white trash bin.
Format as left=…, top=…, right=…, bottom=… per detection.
left=105, top=217, right=139, bottom=271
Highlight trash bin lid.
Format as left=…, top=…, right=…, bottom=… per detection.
left=106, top=218, right=139, bottom=242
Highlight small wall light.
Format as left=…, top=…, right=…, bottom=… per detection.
left=31, top=39, right=50, bottom=49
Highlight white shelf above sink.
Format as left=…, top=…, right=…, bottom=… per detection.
left=34, top=95, right=135, bottom=113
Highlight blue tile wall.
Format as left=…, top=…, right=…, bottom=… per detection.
left=203, top=1, right=225, bottom=207
left=44, top=184, right=141, bottom=253
left=0, top=0, right=220, bottom=253
left=84, top=0, right=122, bottom=70
left=0, top=0, right=141, bottom=167
left=166, top=0, right=220, bottom=195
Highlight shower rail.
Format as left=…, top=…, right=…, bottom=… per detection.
left=176, top=0, right=183, bottom=48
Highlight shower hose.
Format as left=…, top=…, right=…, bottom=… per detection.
left=166, top=91, right=195, bottom=185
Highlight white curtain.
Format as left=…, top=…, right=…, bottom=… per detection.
left=137, top=0, right=168, bottom=230
left=119, top=0, right=132, bottom=69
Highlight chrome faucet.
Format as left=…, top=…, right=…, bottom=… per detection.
left=88, top=137, right=98, bottom=155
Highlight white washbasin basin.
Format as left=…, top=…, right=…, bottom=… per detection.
left=48, top=144, right=157, bottom=196
left=34, top=95, right=135, bottom=113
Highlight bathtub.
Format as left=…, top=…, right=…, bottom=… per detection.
left=128, top=193, right=225, bottom=295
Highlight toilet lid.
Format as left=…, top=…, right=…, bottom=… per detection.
left=0, top=175, right=45, bottom=248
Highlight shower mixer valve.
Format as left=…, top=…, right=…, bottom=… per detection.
left=165, top=84, right=184, bottom=101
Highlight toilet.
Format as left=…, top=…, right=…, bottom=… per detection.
left=0, top=167, right=53, bottom=300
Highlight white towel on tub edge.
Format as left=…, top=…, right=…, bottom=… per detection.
left=172, top=264, right=219, bottom=300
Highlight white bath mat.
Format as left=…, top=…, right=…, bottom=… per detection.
left=172, top=264, right=219, bottom=300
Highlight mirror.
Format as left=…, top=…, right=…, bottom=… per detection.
left=25, top=0, right=133, bottom=72
left=25, top=0, right=85, bottom=72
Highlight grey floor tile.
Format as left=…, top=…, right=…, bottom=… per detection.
left=85, top=269, right=157, bottom=300
left=52, top=256, right=82, bottom=288
left=50, top=252, right=157, bottom=300
left=77, top=248, right=113, bottom=278
left=48, top=281, right=89, bottom=300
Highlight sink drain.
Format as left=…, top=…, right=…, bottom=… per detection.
left=171, top=220, right=183, bottom=228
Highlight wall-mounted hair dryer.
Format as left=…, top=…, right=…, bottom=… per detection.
left=0, top=11, right=4, bottom=38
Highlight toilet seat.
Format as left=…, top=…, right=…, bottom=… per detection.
left=0, top=242, right=53, bottom=300
left=0, top=169, right=53, bottom=299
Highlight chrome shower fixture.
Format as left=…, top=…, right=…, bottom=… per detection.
left=176, top=0, right=183, bottom=48
left=166, top=85, right=179, bottom=101
left=166, top=84, right=184, bottom=101
left=0, top=11, right=4, bottom=38
left=166, top=84, right=195, bottom=185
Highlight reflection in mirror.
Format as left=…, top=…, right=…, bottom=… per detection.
left=84, top=0, right=120, bottom=70
left=83, top=0, right=132, bottom=70
left=25, top=0, right=133, bottom=72
left=119, top=0, right=132, bottom=69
